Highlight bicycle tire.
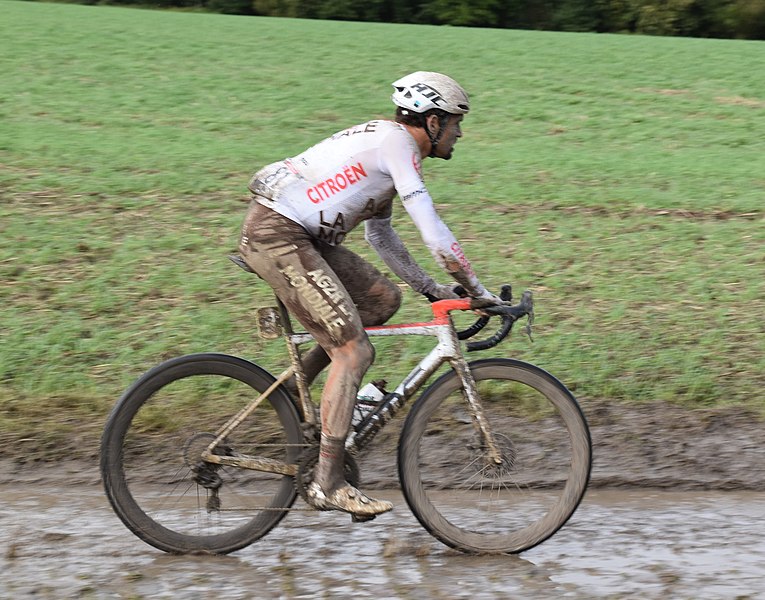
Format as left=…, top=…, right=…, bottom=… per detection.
left=100, top=353, right=305, bottom=554
left=398, top=358, right=591, bottom=554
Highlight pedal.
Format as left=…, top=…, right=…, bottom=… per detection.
left=351, top=513, right=377, bottom=523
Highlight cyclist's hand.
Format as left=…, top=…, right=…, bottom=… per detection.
left=472, top=283, right=519, bottom=313
left=470, top=297, right=501, bottom=312
left=472, top=289, right=505, bottom=306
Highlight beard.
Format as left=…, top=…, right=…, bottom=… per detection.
left=435, top=143, right=454, bottom=160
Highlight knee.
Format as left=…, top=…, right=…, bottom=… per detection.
left=331, top=335, right=375, bottom=371
left=354, top=336, right=376, bottom=368
left=386, top=282, right=403, bottom=316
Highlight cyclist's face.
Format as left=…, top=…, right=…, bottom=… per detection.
left=433, top=114, right=464, bottom=160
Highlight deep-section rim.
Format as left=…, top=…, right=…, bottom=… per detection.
left=397, top=357, right=592, bottom=554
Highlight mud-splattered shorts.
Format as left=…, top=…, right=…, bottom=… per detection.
left=239, top=201, right=400, bottom=350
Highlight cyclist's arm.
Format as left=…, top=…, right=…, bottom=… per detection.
left=400, top=193, right=493, bottom=299
left=378, top=128, right=495, bottom=300
left=364, top=216, right=459, bottom=299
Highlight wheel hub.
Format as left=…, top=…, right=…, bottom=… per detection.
left=474, top=433, right=517, bottom=477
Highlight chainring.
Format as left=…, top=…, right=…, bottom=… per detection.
left=295, top=445, right=361, bottom=503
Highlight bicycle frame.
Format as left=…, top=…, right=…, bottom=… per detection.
left=201, top=298, right=504, bottom=474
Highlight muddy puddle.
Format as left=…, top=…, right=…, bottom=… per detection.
left=2, top=483, right=764, bottom=599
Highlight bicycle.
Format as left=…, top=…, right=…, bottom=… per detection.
left=100, top=256, right=592, bottom=555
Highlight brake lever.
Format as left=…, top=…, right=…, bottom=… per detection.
left=465, top=290, right=534, bottom=351
left=469, top=284, right=514, bottom=313
left=490, top=290, right=534, bottom=341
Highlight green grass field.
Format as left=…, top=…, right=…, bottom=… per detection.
left=1, top=0, right=763, bottom=458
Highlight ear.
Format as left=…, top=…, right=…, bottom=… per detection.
left=425, top=114, right=440, bottom=136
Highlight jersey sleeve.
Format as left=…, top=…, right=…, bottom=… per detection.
left=378, top=129, right=488, bottom=298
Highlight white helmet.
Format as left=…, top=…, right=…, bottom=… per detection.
left=391, top=71, right=470, bottom=115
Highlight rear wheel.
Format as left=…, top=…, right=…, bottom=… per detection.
left=100, top=353, right=305, bottom=554
left=398, top=358, right=591, bottom=554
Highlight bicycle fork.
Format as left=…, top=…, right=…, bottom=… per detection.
left=448, top=356, right=504, bottom=466
left=443, top=330, right=504, bottom=467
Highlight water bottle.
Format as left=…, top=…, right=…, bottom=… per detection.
left=351, top=380, right=387, bottom=428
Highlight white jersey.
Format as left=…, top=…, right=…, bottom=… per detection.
left=249, top=120, right=488, bottom=297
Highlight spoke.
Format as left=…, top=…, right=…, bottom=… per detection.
left=450, top=455, right=486, bottom=489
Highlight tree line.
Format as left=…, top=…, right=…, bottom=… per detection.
left=73, top=0, right=765, bottom=39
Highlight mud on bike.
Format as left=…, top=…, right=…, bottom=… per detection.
left=100, top=257, right=592, bottom=555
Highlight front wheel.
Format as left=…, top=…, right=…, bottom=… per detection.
left=398, top=358, right=591, bottom=554
left=100, top=353, right=305, bottom=554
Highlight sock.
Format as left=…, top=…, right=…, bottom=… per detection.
left=313, top=433, right=346, bottom=493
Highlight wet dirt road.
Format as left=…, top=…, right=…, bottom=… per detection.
left=2, top=483, right=764, bottom=599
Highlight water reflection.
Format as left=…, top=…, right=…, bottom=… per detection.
left=2, top=485, right=764, bottom=599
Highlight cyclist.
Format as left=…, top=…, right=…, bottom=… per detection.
left=238, top=71, right=501, bottom=519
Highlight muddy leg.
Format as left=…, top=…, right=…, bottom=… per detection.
left=284, top=245, right=401, bottom=394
